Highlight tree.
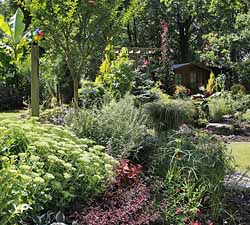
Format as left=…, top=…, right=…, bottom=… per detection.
left=24, top=0, right=143, bottom=106
left=161, top=0, right=212, bottom=63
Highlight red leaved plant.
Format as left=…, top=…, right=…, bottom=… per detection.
left=70, top=160, right=159, bottom=225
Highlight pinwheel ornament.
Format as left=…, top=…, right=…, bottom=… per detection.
left=32, top=29, right=44, bottom=42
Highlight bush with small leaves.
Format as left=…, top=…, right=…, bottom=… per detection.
left=69, top=95, right=147, bottom=158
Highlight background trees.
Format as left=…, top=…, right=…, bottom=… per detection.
left=1, top=0, right=250, bottom=106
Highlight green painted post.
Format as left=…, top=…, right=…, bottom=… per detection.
left=31, top=44, right=40, bottom=117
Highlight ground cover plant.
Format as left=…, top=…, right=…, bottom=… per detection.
left=0, top=113, right=116, bottom=225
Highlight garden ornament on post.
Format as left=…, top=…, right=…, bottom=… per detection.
left=31, top=29, right=43, bottom=117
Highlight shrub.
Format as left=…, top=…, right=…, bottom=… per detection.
left=144, top=99, right=195, bottom=133
left=230, top=83, right=246, bottom=95
left=70, top=160, right=159, bottom=225
left=150, top=129, right=232, bottom=221
left=96, top=47, right=136, bottom=98
left=206, top=71, right=215, bottom=95
left=240, top=109, right=250, bottom=122
left=78, top=81, right=105, bottom=108
left=69, top=95, right=147, bottom=158
left=39, top=105, right=74, bottom=125
left=131, top=70, right=159, bottom=105
left=174, top=85, right=190, bottom=98
left=0, top=117, right=116, bottom=224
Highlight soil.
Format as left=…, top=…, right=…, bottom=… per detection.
left=222, top=189, right=250, bottom=225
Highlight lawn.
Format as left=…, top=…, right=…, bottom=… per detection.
left=228, top=142, right=250, bottom=175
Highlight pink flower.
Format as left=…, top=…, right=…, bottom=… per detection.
left=143, top=60, right=150, bottom=65
left=183, top=217, right=190, bottom=223
left=175, top=208, right=183, bottom=215
left=190, top=220, right=202, bottom=225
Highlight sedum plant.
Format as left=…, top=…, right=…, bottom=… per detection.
left=0, top=115, right=117, bottom=225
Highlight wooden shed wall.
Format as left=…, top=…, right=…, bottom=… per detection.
left=174, top=64, right=210, bottom=91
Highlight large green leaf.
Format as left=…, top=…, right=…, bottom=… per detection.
left=9, top=8, right=25, bottom=45
left=0, top=15, right=12, bottom=37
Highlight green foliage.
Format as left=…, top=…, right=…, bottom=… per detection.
left=144, top=99, right=195, bottom=133
left=208, top=96, right=234, bottom=122
left=150, top=130, right=232, bottom=219
left=230, top=83, right=246, bottom=95
left=69, top=95, right=147, bottom=158
left=0, top=8, right=27, bottom=65
left=206, top=71, right=215, bottom=95
left=239, top=109, right=250, bottom=122
left=236, top=59, right=250, bottom=91
left=215, top=73, right=226, bottom=92
left=208, top=92, right=250, bottom=122
left=96, top=47, right=136, bottom=98
left=25, top=0, right=142, bottom=105
left=79, top=80, right=105, bottom=108
left=0, top=116, right=116, bottom=224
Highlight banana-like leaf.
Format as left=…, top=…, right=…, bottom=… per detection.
left=0, top=15, right=12, bottom=37
left=9, top=8, right=25, bottom=45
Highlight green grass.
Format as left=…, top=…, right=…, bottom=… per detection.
left=228, top=142, right=250, bottom=175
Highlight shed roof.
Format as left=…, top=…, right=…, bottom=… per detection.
left=172, top=63, right=211, bottom=71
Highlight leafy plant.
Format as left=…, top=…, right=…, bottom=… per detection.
left=39, top=105, right=74, bottom=126
left=69, top=95, right=147, bottom=158
left=30, top=211, right=67, bottom=225
left=96, top=47, right=136, bottom=98
left=174, top=85, right=191, bottom=98
left=215, top=73, right=226, bottom=92
left=78, top=80, right=105, bottom=108
left=0, top=8, right=27, bottom=65
left=208, top=95, right=234, bottom=122
left=230, top=83, right=246, bottom=95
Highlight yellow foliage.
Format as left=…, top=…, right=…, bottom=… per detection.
left=206, top=71, right=215, bottom=94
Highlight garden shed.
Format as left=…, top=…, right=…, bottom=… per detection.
left=172, top=63, right=211, bottom=91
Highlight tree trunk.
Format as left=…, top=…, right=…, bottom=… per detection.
left=133, top=17, right=138, bottom=47
left=177, top=16, right=192, bottom=63
left=73, top=76, right=79, bottom=108
left=127, top=23, right=133, bottom=46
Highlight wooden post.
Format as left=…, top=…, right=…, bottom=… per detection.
left=31, top=44, right=40, bottom=117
